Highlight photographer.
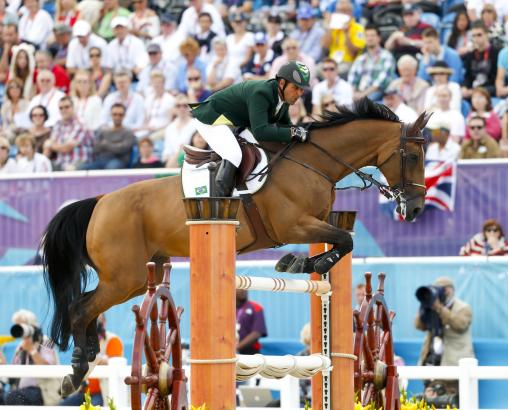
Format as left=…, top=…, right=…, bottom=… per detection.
left=3, top=309, right=58, bottom=405
left=415, top=277, right=475, bottom=403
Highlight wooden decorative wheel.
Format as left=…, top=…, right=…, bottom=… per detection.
left=125, top=262, right=188, bottom=410
left=353, top=272, right=400, bottom=410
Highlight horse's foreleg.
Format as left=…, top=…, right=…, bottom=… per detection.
left=275, top=217, right=353, bottom=274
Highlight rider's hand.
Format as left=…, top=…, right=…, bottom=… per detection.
left=291, top=126, right=308, bottom=142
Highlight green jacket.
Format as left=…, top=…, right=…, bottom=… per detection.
left=191, top=79, right=292, bottom=142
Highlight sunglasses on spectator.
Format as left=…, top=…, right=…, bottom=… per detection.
left=472, top=33, right=484, bottom=37
left=0, top=146, right=8, bottom=150
left=188, top=77, right=201, bottom=81
left=469, top=125, right=484, bottom=130
left=322, top=66, right=336, bottom=72
left=89, top=53, right=101, bottom=58
left=485, top=228, right=499, bottom=232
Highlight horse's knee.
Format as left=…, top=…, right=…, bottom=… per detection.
left=336, top=231, right=353, bottom=254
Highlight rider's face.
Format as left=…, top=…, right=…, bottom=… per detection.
left=282, top=82, right=305, bottom=105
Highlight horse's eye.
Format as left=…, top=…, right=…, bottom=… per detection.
left=408, top=153, right=419, bottom=162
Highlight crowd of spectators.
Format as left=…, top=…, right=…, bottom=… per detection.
left=1, top=0, right=508, bottom=174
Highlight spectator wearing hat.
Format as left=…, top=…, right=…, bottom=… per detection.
left=348, top=24, right=394, bottom=101
left=226, top=12, right=254, bottom=68
left=97, top=0, right=130, bottom=41
left=311, top=57, right=352, bottom=116
left=290, top=4, right=325, bottom=63
left=265, top=13, right=285, bottom=57
left=460, top=219, right=508, bottom=256
left=385, top=4, right=430, bottom=59
left=18, top=0, right=54, bottom=49
left=425, top=113, right=461, bottom=162
left=28, top=70, right=66, bottom=127
left=460, top=115, right=502, bottom=159
left=465, top=87, right=502, bottom=141
left=415, top=276, right=475, bottom=398
left=66, top=20, right=108, bottom=76
left=176, top=37, right=208, bottom=94
left=321, top=0, right=365, bottom=76
left=207, top=38, right=241, bottom=92
left=106, top=16, right=149, bottom=77
left=388, top=55, right=429, bottom=113
left=34, top=50, right=70, bottom=94
left=193, top=11, right=218, bottom=63
left=462, top=21, right=500, bottom=100
left=424, top=61, right=462, bottom=112
left=177, top=0, right=225, bottom=39
left=137, top=43, right=177, bottom=96
left=417, top=28, right=463, bottom=84
left=242, top=32, right=276, bottom=80
left=152, top=13, right=185, bottom=65
left=128, top=0, right=160, bottom=43
left=427, top=85, right=465, bottom=143
left=382, top=87, right=418, bottom=123
left=49, top=23, right=72, bottom=68
left=100, top=70, right=145, bottom=130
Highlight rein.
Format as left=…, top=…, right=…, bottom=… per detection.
left=250, top=123, right=426, bottom=201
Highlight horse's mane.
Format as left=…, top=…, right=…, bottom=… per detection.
left=307, top=97, right=400, bottom=130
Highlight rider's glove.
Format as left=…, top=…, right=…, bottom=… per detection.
left=291, top=126, right=308, bottom=142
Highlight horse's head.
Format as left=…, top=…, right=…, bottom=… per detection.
left=378, top=112, right=431, bottom=221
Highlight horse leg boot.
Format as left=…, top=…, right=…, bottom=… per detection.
left=215, top=159, right=237, bottom=197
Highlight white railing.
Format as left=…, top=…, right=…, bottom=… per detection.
left=0, top=358, right=507, bottom=409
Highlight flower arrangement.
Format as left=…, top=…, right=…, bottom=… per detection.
left=354, top=391, right=458, bottom=410
left=79, top=392, right=116, bottom=410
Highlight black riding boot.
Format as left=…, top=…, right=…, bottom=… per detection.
left=215, top=159, right=238, bottom=197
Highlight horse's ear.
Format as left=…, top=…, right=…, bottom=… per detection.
left=409, top=111, right=433, bottom=134
left=420, top=112, right=433, bottom=130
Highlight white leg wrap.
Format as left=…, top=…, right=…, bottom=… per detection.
left=192, top=118, right=242, bottom=167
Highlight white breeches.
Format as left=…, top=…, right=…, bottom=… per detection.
left=193, top=118, right=253, bottom=168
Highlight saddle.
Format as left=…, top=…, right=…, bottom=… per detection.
left=183, top=137, right=262, bottom=185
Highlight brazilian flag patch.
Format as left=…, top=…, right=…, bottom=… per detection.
left=195, top=185, right=208, bottom=196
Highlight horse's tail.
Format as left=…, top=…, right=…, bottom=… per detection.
left=41, top=197, right=99, bottom=351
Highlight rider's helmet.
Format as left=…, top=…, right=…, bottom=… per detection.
left=276, top=61, right=311, bottom=89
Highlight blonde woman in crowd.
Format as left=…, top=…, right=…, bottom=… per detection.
left=1, top=78, right=30, bottom=141
left=55, top=0, right=80, bottom=26
left=12, top=132, right=52, bottom=173
left=162, top=94, right=196, bottom=165
left=70, top=69, right=102, bottom=131
left=0, top=135, right=16, bottom=173
left=8, top=44, right=36, bottom=100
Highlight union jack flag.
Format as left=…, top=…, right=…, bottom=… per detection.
left=379, top=160, right=457, bottom=220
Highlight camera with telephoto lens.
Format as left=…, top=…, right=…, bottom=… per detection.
left=10, top=323, right=43, bottom=343
left=415, top=285, right=446, bottom=308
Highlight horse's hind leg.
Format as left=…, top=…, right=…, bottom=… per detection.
left=275, top=216, right=353, bottom=274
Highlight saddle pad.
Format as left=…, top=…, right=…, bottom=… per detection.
left=181, top=145, right=269, bottom=198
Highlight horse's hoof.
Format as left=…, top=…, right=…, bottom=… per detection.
left=275, top=254, right=296, bottom=272
left=60, top=374, right=78, bottom=398
left=287, top=256, right=307, bottom=273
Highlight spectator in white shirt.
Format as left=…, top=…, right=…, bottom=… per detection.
left=106, top=16, right=148, bottom=76
left=177, top=0, right=225, bottom=39
left=135, top=71, right=175, bottom=140
left=383, top=87, right=418, bottom=123
left=424, top=61, right=462, bottom=112
left=152, top=13, right=184, bottom=64
left=128, top=0, right=160, bottom=43
left=426, top=114, right=461, bottom=162
left=18, top=0, right=53, bottom=49
left=163, top=94, right=196, bottom=164
left=226, top=12, right=254, bottom=68
left=206, top=38, right=241, bottom=92
left=13, top=132, right=52, bottom=173
left=70, top=69, right=103, bottom=131
left=312, top=57, right=353, bottom=116
left=28, top=70, right=65, bottom=127
left=66, top=20, right=108, bottom=76
left=137, top=43, right=177, bottom=96
left=100, top=70, right=145, bottom=130
left=429, top=84, right=466, bottom=143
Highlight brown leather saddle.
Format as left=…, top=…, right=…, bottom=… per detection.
left=183, top=137, right=262, bottom=185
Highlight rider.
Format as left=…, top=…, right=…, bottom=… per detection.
left=190, top=61, right=311, bottom=197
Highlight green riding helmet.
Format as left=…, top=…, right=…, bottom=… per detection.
left=276, top=61, right=311, bottom=89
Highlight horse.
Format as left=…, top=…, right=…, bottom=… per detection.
left=41, top=98, right=430, bottom=396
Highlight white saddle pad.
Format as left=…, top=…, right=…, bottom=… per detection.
left=181, top=145, right=269, bottom=198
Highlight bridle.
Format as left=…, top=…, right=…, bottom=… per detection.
left=252, top=122, right=427, bottom=206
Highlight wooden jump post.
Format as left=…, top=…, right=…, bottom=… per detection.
left=185, top=197, right=355, bottom=408
left=310, top=211, right=356, bottom=410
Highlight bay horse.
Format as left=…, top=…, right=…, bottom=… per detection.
left=42, top=98, right=430, bottom=396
